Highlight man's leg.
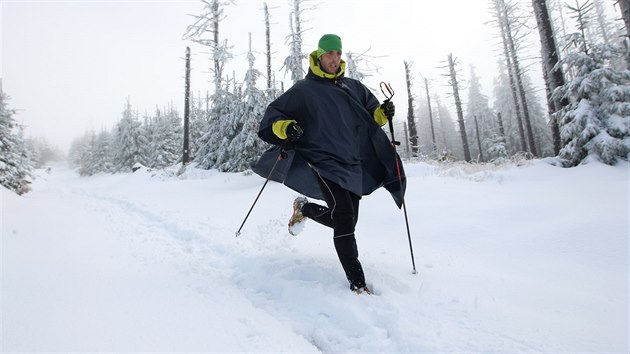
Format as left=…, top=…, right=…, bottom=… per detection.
left=301, top=202, right=333, bottom=228
left=312, top=174, right=366, bottom=289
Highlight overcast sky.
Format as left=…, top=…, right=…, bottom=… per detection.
left=3, top=0, right=531, bottom=152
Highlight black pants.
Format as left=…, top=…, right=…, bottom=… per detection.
left=301, top=173, right=366, bottom=288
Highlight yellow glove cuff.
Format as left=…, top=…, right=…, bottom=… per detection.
left=272, top=119, right=297, bottom=140
left=373, top=107, right=388, bottom=127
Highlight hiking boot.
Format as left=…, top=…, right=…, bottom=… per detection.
left=350, top=283, right=372, bottom=295
left=288, top=196, right=308, bottom=236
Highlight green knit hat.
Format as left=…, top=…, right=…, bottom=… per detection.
left=317, top=34, right=342, bottom=58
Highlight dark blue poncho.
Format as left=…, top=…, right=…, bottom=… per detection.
left=253, top=52, right=406, bottom=208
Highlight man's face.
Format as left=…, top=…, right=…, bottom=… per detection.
left=319, top=50, right=341, bottom=74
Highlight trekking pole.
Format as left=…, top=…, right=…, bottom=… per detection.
left=235, top=148, right=285, bottom=237
left=380, top=82, right=417, bottom=274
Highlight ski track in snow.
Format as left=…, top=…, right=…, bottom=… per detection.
left=3, top=161, right=628, bottom=353
left=63, top=173, right=535, bottom=352
left=74, top=187, right=440, bottom=352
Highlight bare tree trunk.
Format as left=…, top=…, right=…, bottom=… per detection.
left=264, top=3, right=273, bottom=90
left=183, top=47, right=191, bottom=164
left=617, top=0, right=630, bottom=68
left=493, top=0, right=528, bottom=153
left=183, top=0, right=229, bottom=94
left=592, top=0, right=611, bottom=44
left=474, top=116, right=485, bottom=162
left=403, top=123, right=410, bottom=158
left=211, top=0, right=221, bottom=92
left=404, top=61, right=418, bottom=156
left=424, top=78, right=437, bottom=154
left=551, top=0, right=576, bottom=79
left=447, top=53, right=471, bottom=162
left=500, top=0, right=538, bottom=156
left=619, top=0, right=630, bottom=37
left=532, top=0, right=565, bottom=155
left=497, top=112, right=506, bottom=138
left=285, top=0, right=305, bottom=84
left=293, top=0, right=301, bottom=43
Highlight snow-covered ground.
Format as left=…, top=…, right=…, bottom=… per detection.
left=2, top=159, right=628, bottom=353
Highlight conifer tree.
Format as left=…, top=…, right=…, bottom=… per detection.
left=493, top=60, right=526, bottom=155
left=68, top=134, right=88, bottom=172
left=490, top=0, right=530, bottom=153
left=189, top=92, right=212, bottom=161
left=219, top=33, right=270, bottom=172
left=77, top=132, right=97, bottom=176
left=93, top=130, right=114, bottom=173
left=551, top=1, right=630, bottom=165
left=112, top=100, right=146, bottom=172
left=146, top=106, right=182, bottom=168
left=283, top=0, right=310, bottom=84
left=194, top=82, right=240, bottom=169
left=555, top=43, right=630, bottom=165
left=0, top=92, right=32, bottom=195
left=465, top=66, right=495, bottom=161
left=434, top=95, right=462, bottom=160
left=25, top=137, right=63, bottom=169
left=423, top=78, right=438, bottom=155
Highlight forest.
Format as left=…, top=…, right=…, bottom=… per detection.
left=1, top=0, right=629, bottom=194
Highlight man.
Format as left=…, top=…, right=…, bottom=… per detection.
left=254, top=34, right=405, bottom=294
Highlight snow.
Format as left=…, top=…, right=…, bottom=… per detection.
left=2, top=160, right=628, bottom=353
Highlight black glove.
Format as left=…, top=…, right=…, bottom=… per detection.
left=381, top=100, right=395, bottom=120
left=286, top=122, right=303, bottom=141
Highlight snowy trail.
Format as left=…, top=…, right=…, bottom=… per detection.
left=69, top=178, right=529, bottom=353
left=2, top=161, right=628, bottom=353
left=3, top=169, right=319, bottom=352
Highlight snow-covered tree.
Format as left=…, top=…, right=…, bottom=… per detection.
left=185, top=0, right=234, bottom=93
left=490, top=0, right=538, bottom=155
left=618, top=0, right=630, bottom=68
left=189, top=92, right=212, bottom=161
left=346, top=50, right=380, bottom=82
left=554, top=43, right=630, bottom=165
left=68, top=134, right=88, bottom=171
left=414, top=78, right=440, bottom=158
left=145, top=105, right=182, bottom=168
left=77, top=132, right=98, bottom=176
left=25, top=136, right=64, bottom=169
left=465, top=66, right=496, bottom=162
left=415, top=95, right=433, bottom=157
left=433, top=95, right=462, bottom=160
left=0, top=92, right=32, bottom=195
left=283, top=0, right=310, bottom=84
left=93, top=130, right=114, bottom=173
left=68, top=129, right=114, bottom=176
left=486, top=130, right=509, bottom=162
left=218, top=34, right=271, bottom=172
left=346, top=52, right=364, bottom=82
left=194, top=84, right=241, bottom=169
left=112, top=100, right=146, bottom=172
left=493, top=59, right=529, bottom=156
left=522, top=75, right=554, bottom=156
